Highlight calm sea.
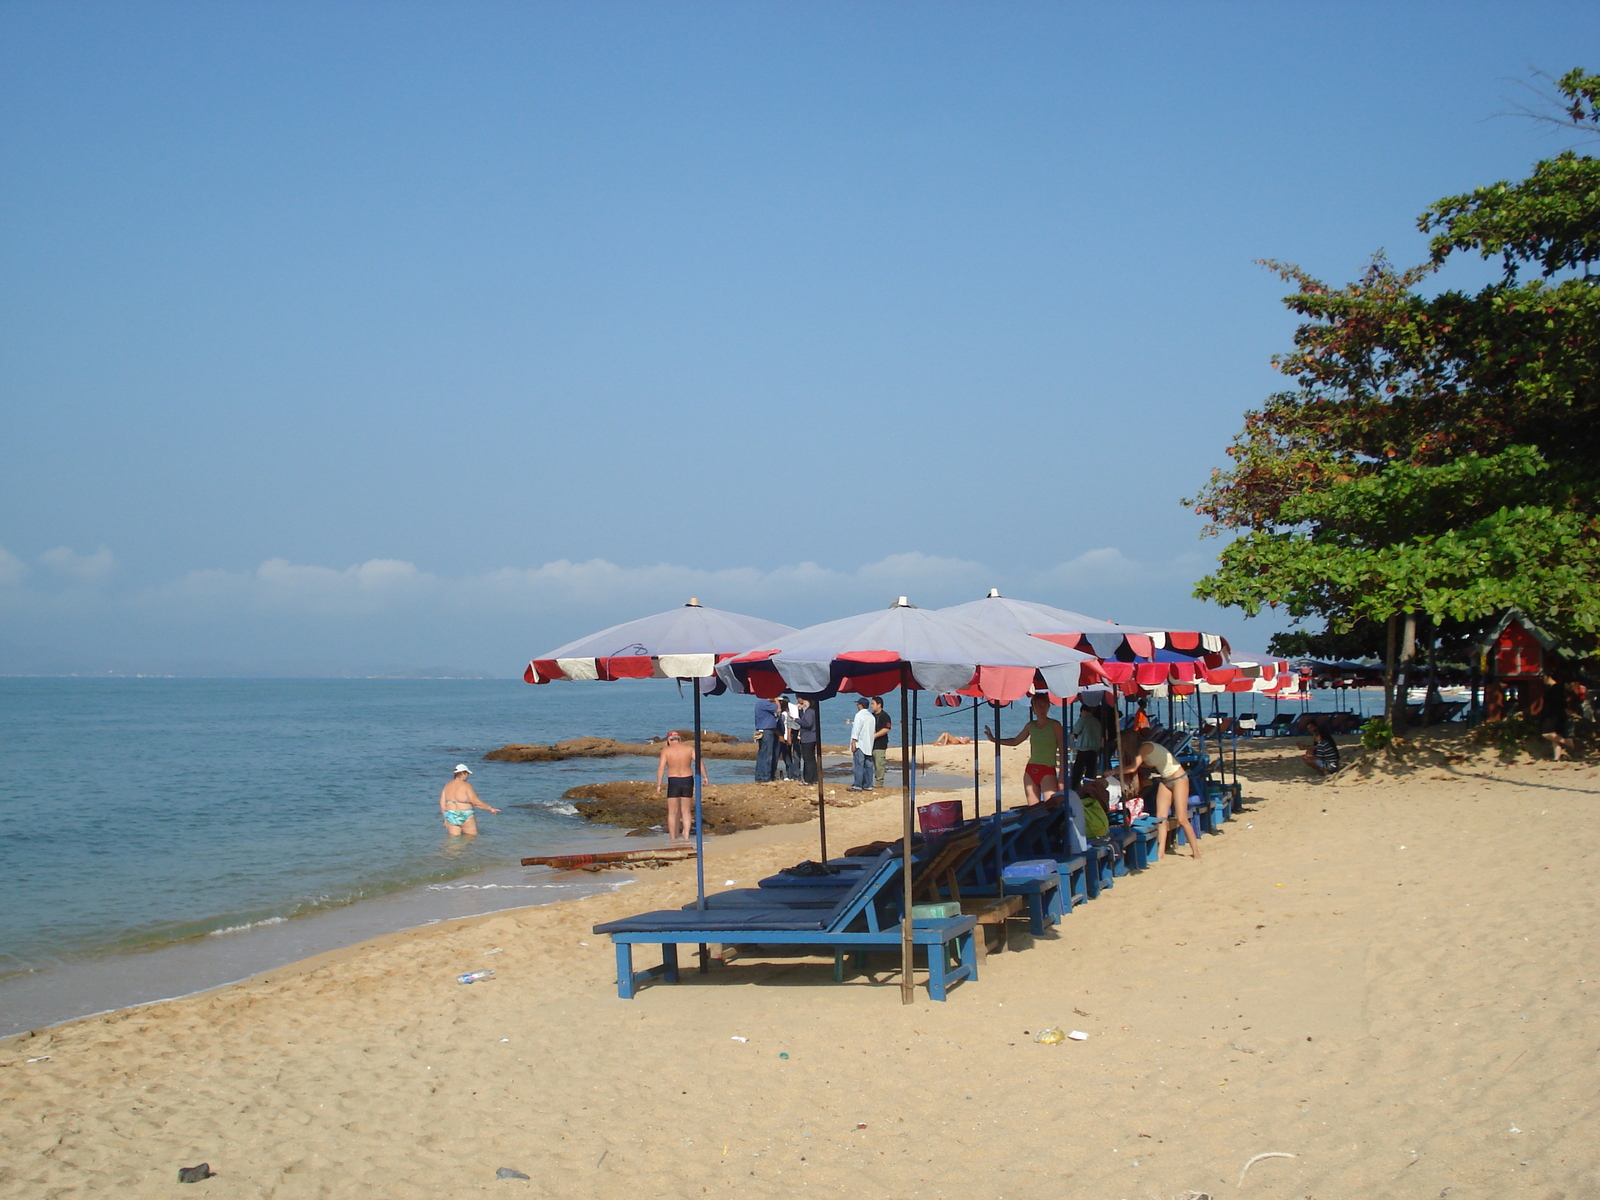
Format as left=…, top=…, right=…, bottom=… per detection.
left=0, top=678, right=765, bottom=1035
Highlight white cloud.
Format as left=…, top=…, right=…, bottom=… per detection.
left=1, top=544, right=1285, bottom=676
left=39, top=545, right=116, bottom=583
left=0, top=544, right=30, bottom=587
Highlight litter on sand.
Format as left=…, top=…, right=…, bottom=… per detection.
left=177, top=1164, right=215, bottom=1183
left=496, top=1167, right=531, bottom=1180
left=731, top=1036, right=748, bottom=1042
left=1034, top=1027, right=1065, bottom=1044
left=1237, top=1151, right=1296, bottom=1187
left=1067, top=1030, right=1089, bottom=1041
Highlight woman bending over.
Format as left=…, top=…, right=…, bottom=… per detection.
left=1118, top=731, right=1201, bottom=860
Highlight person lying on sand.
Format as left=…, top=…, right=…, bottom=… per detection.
left=439, top=765, right=499, bottom=836
left=655, top=731, right=710, bottom=842
left=931, top=731, right=972, bottom=746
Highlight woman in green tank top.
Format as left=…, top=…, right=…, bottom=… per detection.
left=984, top=693, right=1064, bottom=803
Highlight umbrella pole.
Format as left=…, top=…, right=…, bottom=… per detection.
left=992, top=700, right=1004, bottom=900
left=694, top=684, right=708, bottom=974
left=815, top=698, right=828, bottom=865
left=899, top=673, right=915, bottom=1005
left=972, top=701, right=980, bottom=819
left=1229, top=691, right=1239, bottom=789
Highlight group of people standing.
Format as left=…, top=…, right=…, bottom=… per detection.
left=754, top=693, right=893, bottom=790
left=752, top=694, right=823, bottom=785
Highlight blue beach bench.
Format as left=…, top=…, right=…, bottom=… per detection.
left=593, top=853, right=979, bottom=1001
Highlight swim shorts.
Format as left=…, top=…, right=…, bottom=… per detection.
left=1024, top=763, right=1058, bottom=786
left=666, top=776, right=694, bottom=798
left=443, top=809, right=473, bottom=826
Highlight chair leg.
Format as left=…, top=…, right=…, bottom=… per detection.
left=833, top=948, right=847, bottom=982
left=925, top=939, right=947, bottom=1001
left=1026, top=892, right=1046, bottom=935
left=616, top=943, right=635, bottom=1000
left=961, top=927, right=978, bottom=982
left=662, top=943, right=679, bottom=984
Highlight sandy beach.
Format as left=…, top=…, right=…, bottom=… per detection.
left=4, top=735, right=1597, bottom=1200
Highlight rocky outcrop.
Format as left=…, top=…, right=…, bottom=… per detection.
left=484, top=733, right=755, bottom=763
left=560, top=779, right=866, bottom=834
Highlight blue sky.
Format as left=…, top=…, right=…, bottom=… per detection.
left=2, top=2, right=1595, bottom=675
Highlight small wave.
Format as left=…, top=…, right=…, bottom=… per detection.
left=426, top=878, right=637, bottom=893
left=426, top=882, right=577, bottom=891
left=207, top=916, right=288, bottom=937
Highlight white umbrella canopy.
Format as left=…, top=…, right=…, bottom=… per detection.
left=526, top=601, right=795, bottom=683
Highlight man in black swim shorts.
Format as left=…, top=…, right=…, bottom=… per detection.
left=655, top=731, right=709, bottom=842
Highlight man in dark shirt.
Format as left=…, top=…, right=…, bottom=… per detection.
left=796, top=696, right=820, bottom=784
left=753, top=696, right=779, bottom=783
left=870, top=696, right=891, bottom=788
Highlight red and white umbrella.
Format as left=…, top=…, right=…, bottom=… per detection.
left=939, top=590, right=1230, bottom=692
left=719, top=598, right=1098, bottom=1004
left=524, top=600, right=796, bottom=918
left=526, top=601, right=794, bottom=685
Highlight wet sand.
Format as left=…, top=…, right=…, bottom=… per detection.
left=3, top=735, right=1597, bottom=1199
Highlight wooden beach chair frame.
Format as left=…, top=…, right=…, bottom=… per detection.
left=594, top=854, right=979, bottom=1001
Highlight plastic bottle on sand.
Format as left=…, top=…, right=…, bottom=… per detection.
left=457, top=970, right=495, bottom=985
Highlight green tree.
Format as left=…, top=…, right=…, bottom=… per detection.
left=1191, top=69, right=1600, bottom=722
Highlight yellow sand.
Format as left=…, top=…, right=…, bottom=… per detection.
left=3, top=745, right=1598, bottom=1199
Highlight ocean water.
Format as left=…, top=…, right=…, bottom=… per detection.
left=0, top=678, right=765, bottom=1035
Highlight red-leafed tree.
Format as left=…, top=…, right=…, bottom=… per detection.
left=1190, top=68, right=1600, bottom=727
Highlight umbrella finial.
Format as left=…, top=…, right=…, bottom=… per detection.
left=685, top=597, right=701, bottom=607
left=987, top=587, right=1002, bottom=598
left=892, top=596, right=916, bottom=609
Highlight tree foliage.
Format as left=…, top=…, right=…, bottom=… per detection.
left=1192, top=68, right=1600, bottom=647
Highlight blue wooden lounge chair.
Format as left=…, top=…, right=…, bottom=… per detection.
left=698, top=831, right=980, bottom=912
left=1128, top=815, right=1161, bottom=867
left=1003, top=798, right=1097, bottom=901
left=593, top=853, right=979, bottom=1001
left=954, top=807, right=1082, bottom=921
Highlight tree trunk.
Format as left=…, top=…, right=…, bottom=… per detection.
left=1397, top=613, right=1418, bottom=727
left=1382, top=613, right=1399, bottom=726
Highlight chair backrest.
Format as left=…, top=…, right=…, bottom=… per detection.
left=952, top=810, right=1018, bottom=891
left=911, top=828, right=981, bottom=903
left=820, top=851, right=902, bottom=932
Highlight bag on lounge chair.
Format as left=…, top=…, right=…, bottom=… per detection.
left=1082, top=792, right=1109, bottom=840
left=779, top=860, right=839, bottom=877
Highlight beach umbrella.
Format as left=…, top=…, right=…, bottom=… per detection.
left=525, top=600, right=796, bottom=928
left=940, top=589, right=1230, bottom=687
left=941, top=589, right=1234, bottom=811
left=718, top=597, right=1101, bottom=1004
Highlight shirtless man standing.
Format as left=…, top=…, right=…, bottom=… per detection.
left=439, top=764, right=499, bottom=836
left=655, top=731, right=710, bottom=842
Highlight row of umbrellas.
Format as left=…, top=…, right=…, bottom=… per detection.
left=521, top=592, right=1274, bottom=1003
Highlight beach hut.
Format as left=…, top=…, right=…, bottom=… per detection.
left=717, top=597, right=1100, bottom=1003
left=525, top=600, right=796, bottom=925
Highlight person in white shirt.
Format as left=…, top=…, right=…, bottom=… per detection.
left=848, top=699, right=877, bottom=791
